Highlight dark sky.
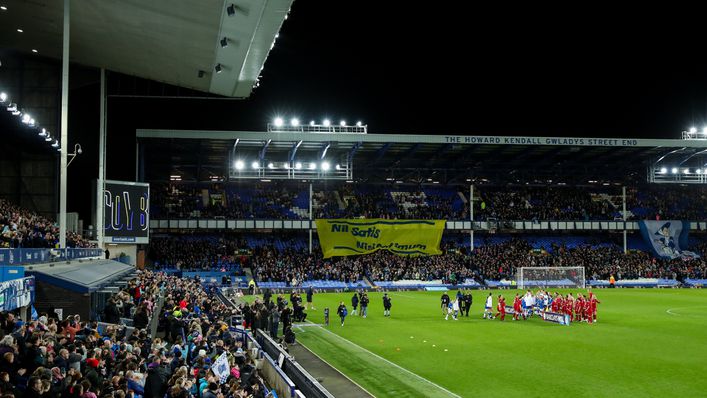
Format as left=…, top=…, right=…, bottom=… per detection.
left=104, top=2, right=707, bottom=140
left=15, top=1, right=707, bottom=221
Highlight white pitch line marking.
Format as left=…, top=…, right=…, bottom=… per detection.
left=314, top=324, right=462, bottom=398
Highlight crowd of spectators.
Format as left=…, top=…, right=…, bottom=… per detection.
left=0, top=199, right=94, bottom=249
left=149, top=182, right=707, bottom=221
left=148, top=235, right=247, bottom=272
left=248, top=237, right=707, bottom=284
left=0, top=270, right=269, bottom=398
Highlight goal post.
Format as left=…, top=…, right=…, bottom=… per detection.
left=517, top=267, right=586, bottom=290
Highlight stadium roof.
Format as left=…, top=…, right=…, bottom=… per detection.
left=26, top=259, right=135, bottom=293
left=0, top=0, right=293, bottom=97
left=136, top=129, right=707, bottom=185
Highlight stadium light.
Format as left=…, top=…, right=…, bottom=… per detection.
left=251, top=161, right=259, bottom=169
left=6, top=102, right=17, bottom=112
left=321, top=161, right=330, bottom=171
left=684, top=168, right=690, bottom=174
left=29, top=118, right=35, bottom=127
left=45, top=134, right=52, bottom=142
left=290, top=118, right=300, bottom=126
left=690, top=127, right=697, bottom=134
left=267, top=162, right=275, bottom=169
left=309, top=162, right=317, bottom=170
left=323, top=119, right=331, bottom=127
left=309, top=120, right=315, bottom=126
left=295, top=162, right=302, bottom=169
left=697, top=169, right=703, bottom=174
left=21, top=113, right=30, bottom=124
left=671, top=167, right=678, bottom=174
left=234, top=160, right=245, bottom=170
left=660, top=167, right=667, bottom=174
left=39, top=128, right=46, bottom=137
left=0, top=92, right=7, bottom=102
left=335, top=164, right=341, bottom=170
left=274, top=117, right=284, bottom=127
left=356, top=121, right=362, bottom=127
left=339, top=120, right=346, bottom=126
left=51, top=140, right=59, bottom=148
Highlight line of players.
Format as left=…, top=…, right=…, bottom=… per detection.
left=481, top=290, right=600, bottom=324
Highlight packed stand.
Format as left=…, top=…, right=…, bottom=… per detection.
left=0, top=270, right=269, bottom=398
left=148, top=235, right=247, bottom=272
left=0, top=199, right=94, bottom=249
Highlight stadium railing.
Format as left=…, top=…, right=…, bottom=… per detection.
left=257, top=329, right=335, bottom=398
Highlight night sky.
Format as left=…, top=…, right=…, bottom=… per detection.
left=5, top=2, right=707, bottom=221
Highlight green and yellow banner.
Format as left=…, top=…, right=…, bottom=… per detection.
left=316, top=219, right=446, bottom=258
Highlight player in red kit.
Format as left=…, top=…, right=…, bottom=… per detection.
left=564, top=293, right=574, bottom=321
left=495, top=295, right=506, bottom=321
left=574, top=294, right=585, bottom=322
left=513, top=294, right=522, bottom=320
left=552, top=293, right=562, bottom=313
left=583, top=297, right=593, bottom=323
left=589, top=291, right=600, bottom=322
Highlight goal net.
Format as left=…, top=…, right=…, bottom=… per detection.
left=517, top=267, right=585, bottom=290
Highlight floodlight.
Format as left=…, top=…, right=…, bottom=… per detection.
left=235, top=160, right=245, bottom=170
left=697, top=169, right=703, bottom=174
left=309, top=121, right=315, bottom=126
left=0, top=92, right=7, bottom=102
left=703, top=127, right=707, bottom=134
left=321, top=161, right=330, bottom=171
left=335, top=164, right=341, bottom=170
left=16, top=28, right=23, bottom=33
left=1, top=6, right=7, bottom=10
left=39, top=128, right=47, bottom=137
left=6, top=102, right=17, bottom=112
left=51, top=140, right=59, bottom=148
left=274, top=117, right=284, bottom=127
left=214, top=63, right=222, bottom=73
left=226, top=4, right=236, bottom=16
left=684, top=168, right=690, bottom=174
left=659, top=167, right=667, bottom=174
left=267, top=162, right=275, bottom=169
left=323, top=119, right=331, bottom=127
left=29, top=118, right=35, bottom=127
left=290, top=118, right=299, bottom=126
left=690, top=127, right=697, bottom=133
left=339, top=120, right=346, bottom=126
left=309, top=163, right=317, bottom=170
left=31, top=49, right=37, bottom=53
left=251, top=161, right=259, bottom=169
left=356, top=121, right=362, bottom=127
left=21, top=113, right=30, bottom=124
left=295, top=162, right=302, bottom=169
left=671, top=167, right=678, bottom=174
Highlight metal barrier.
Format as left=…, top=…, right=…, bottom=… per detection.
left=257, top=329, right=335, bottom=398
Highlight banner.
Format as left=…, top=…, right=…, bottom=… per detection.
left=212, top=351, right=230, bottom=384
left=638, top=220, right=699, bottom=259
left=316, top=219, right=445, bottom=258
left=540, top=311, right=571, bottom=326
left=0, top=276, right=34, bottom=312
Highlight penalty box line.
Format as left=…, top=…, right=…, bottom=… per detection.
left=305, top=321, right=462, bottom=398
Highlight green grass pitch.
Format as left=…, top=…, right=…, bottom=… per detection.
left=274, top=289, right=707, bottom=397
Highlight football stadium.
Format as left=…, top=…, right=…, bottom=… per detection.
left=1, top=2, right=707, bottom=398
